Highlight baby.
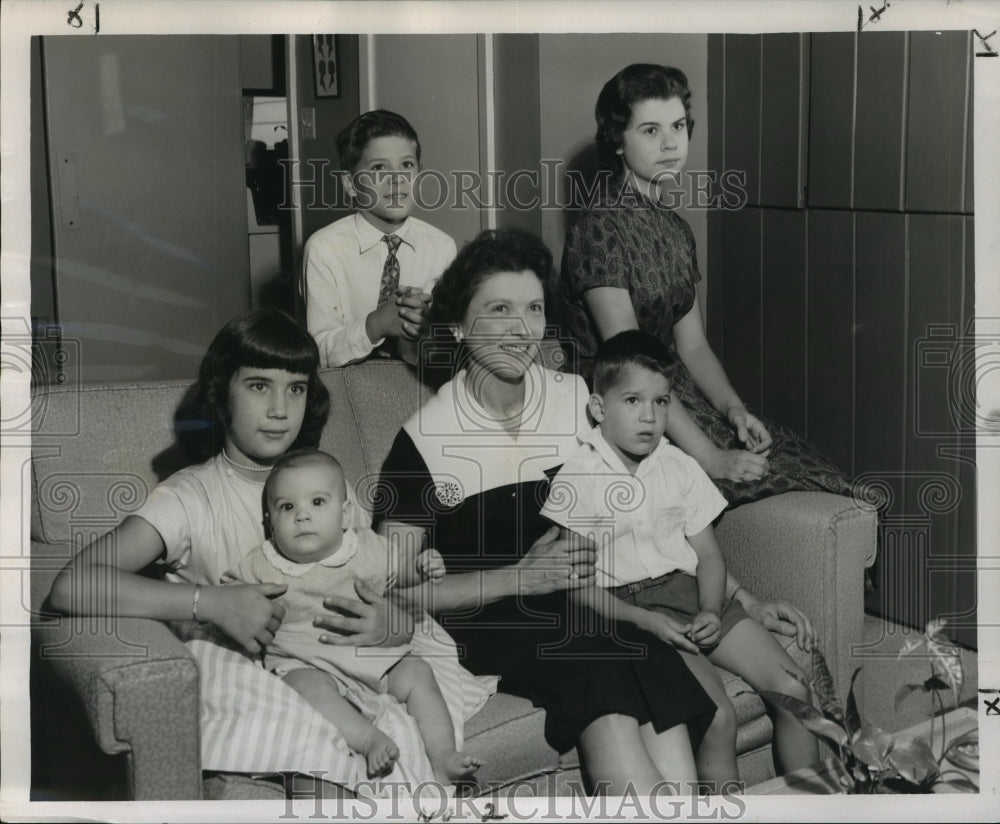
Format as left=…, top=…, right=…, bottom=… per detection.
left=229, top=449, right=482, bottom=784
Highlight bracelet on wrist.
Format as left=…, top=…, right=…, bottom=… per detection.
left=192, top=583, right=202, bottom=622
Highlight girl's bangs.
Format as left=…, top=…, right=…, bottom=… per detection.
left=240, top=337, right=317, bottom=376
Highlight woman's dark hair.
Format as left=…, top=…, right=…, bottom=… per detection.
left=176, top=308, right=330, bottom=461
left=594, top=63, right=695, bottom=170
left=336, top=109, right=422, bottom=173
left=419, top=228, right=557, bottom=386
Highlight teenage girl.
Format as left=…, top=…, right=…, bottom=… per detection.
left=50, top=309, right=418, bottom=793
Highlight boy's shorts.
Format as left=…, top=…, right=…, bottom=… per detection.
left=608, top=570, right=750, bottom=650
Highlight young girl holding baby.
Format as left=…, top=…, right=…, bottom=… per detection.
left=48, top=308, right=466, bottom=793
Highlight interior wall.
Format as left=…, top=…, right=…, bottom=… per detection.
left=492, top=34, right=543, bottom=238
left=30, top=38, right=55, bottom=332
left=538, top=35, right=709, bottom=302
left=294, top=34, right=362, bottom=248
left=708, top=32, right=976, bottom=647
left=366, top=34, right=484, bottom=248
left=38, top=35, right=250, bottom=384
left=357, top=34, right=709, bottom=296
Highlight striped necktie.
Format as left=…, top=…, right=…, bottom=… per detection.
left=378, top=234, right=403, bottom=306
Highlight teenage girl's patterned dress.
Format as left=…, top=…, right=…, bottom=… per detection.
left=559, top=180, right=854, bottom=507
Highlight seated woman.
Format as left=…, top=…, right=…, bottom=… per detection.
left=559, top=63, right=853, bottom=507
left=373, top=228, right=816, bottom=794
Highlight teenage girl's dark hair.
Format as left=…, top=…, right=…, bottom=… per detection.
left=594, top=63, right=695, bottom=171
left=592, top=330, right=678, bottom=396
left=419, top=228, right=557, bottom=386
left=336, top=109, right=422, bottom=173
left=176, top=309, right=330, bottom=461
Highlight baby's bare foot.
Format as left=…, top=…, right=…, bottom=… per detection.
left=360, top=729, right=399, bottom=777
left=434, top=751, right=484, bottom=785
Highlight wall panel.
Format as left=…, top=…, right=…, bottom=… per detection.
left=854, top=212, right=907, bottom=495
left=493, top=34, right=543, bottom=237
left=719, top=208, right=762, bottom=412
left=723, top=35, right=761, bottom=207
left=760, top=34, right=806, bottom=208
left=904, top=31, right=970, bottom=213
left=854, top=32, right=907, bottom=211
left=807, top=33, right=855, bottom=209
left=904, top=214, right=965, bottom=630
left=710, top=27, right=975, bottom=642
left=806, top=210, right=854, bottom=475
left=760, top=210, right=806, bottom=431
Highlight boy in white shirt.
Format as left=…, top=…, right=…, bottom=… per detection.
left=541, top=330, right=818, bottom=788
left=304, top=110, right=456, bottom=367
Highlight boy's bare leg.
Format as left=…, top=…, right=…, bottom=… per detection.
left=675, top=648, right=739, bottom=789
left=283, top=667, right=400, bottom=777
left=707, top=619, right=819, bottom=774
left=386, top=656, right=483, bottom=785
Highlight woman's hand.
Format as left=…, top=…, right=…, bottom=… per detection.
left=744, top=599, right=816, bottom=652
left=727, top=408, right=773, bottom=453
left=514, top=526, right=597, bottom=596
left=200, top=582, right=287, bottom=655
left=637, top=611, right=700, bottom=653
left=416, top=548, right=446, bottom=583
left=703, top=447, right=770, bottom=483
left=315, top=579, right=415, bottom=647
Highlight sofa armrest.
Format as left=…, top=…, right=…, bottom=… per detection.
left=714, top=492, right=877, bottom=695
left=33, top=545, right=203, bottom=799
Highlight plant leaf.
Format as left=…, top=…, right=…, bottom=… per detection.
left=925, top=617, right=947, bottom=642
left=936, top=776, right=979, bottom=793
left=844, top=667, right=863, bottom=737
left=928, top=643, right=963, bottom=702
left=849, top=724, right=894, bottom=770
left=897, top=637, right=925, bottom=659
left=759, top=690, right=850, bottom=748
left=809, top=646, right=845, bottom=726
left=851, top=762, right=870, bottom=783
left=888, top=735, right=939, bottom=786
left=923, top=675, right=949, bottom=692
left=893, top=682, right=926, bottom=713
left=782, top=664, right=811, bottom=690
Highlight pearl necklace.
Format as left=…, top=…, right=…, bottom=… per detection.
left=221, top=448, right=271, bottom=473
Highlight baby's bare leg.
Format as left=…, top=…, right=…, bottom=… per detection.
left=386, top=656, right=483, bottom=784
left=283, top=667, right=399, bottom=777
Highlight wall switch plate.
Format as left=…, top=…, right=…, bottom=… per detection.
left=300, top=107, right=316, bottom=140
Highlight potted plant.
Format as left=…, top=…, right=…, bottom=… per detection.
left=758, top=619, right=978, bottom=794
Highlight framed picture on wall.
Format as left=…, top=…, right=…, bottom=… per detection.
left=312, top=34, right=339, bottom=98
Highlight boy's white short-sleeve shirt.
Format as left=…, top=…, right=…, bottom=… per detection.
left=304, top=213, right=456, bottom=367
left=540, top=426, right=728, bottom=588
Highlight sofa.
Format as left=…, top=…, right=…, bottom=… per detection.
left=28, top=359, right=877, bottom=800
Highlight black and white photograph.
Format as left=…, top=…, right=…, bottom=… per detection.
left=1, top=1, right=998, bottom=821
